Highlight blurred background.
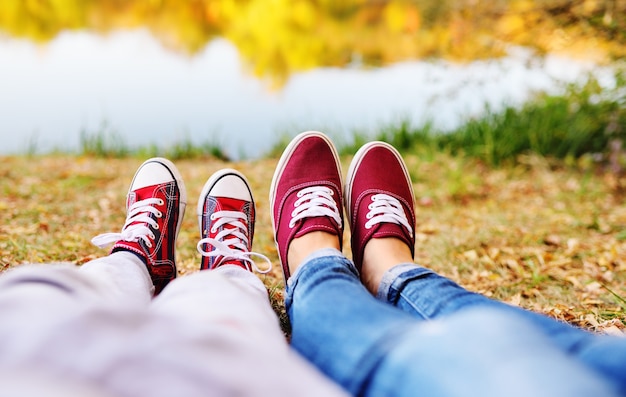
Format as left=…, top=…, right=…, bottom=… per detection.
left=0, top=0, right=624, bottom=159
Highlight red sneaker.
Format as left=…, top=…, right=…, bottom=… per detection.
left=197, top=169, right=271, bottom=273
left=270, top=131, right=343, bottom=281
left=92, top=158, right=187, bottom=295
left=344, top=142, right=415, bottom=271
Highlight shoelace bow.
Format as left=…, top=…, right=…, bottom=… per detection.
left=290, top=186, right=342, bottom=228
left=197, top=210, right=272, bottom=274
left=91, top=197, right=163, bottom=248
left=365, top=193, right=413, bottom=236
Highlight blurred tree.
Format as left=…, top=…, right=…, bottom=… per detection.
left=0, top=0, right=623, bottom=82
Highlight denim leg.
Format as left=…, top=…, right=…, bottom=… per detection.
left=378, top=263, right=626, bottom=394
left=285, top=249, right=416, bottom=396
left=366, top=307, right=620, bottom=397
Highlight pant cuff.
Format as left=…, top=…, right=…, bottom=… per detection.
left=376, top=263, right=421, bottom=302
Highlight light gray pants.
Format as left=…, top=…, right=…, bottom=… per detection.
left=0, top=252, right=346, bottom=397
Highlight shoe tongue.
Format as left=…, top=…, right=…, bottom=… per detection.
left=125, top=186, right=164, bottom=228
left=351, top=193, right=413, bottom=266
left=213, top=197, right=250, bottom=238
left=293, top=215, right=341, bottom=239
left=367, top=220, right=413, bottom=253
left=216, top=196, right=248, bottom=211
left=208, top=197, right=252, bottom=269
left=127, top=184, right=163, bottom=208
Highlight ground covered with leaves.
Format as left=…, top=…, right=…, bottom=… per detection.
left=0, top=154, right=624, bottom=334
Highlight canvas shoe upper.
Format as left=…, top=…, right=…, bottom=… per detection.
left=270, top=131, right=343, bottom=282
left=92, top=157, right=187, bottom=295
left=197, top=169, right=271, bottom=273
left=344, top=142, right=415, bottom=271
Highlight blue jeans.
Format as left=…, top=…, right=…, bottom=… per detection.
left=285, top=249, right=626, bottom=397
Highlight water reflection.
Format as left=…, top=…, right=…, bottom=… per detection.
left=0, top=29, right=604, bottom=158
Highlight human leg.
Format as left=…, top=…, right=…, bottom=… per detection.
left=0, top=252, right=151, bottom=365
left=0, top=260, right=313, bottom=397
left=376, top=262, right=626, bottom=394
left=347, top=142, right=626, bottom=394
left=285, top=250, right=419, bottom=395
left=135, top=167, right=346, bottom=397
left=274, top=134, right=623, bottom=396
left=147, top=265, right=346, bottom=397
left=0, top=157, right=187, bottom=395
left=284, top=250, right=620, bottom=397
left=91, top=157, right=187, bottom=295
left=0, top=156, right=186, bottom=358
left=270, top=132, right=420, bottom=393
left=364, top=305, right=620, bottom=397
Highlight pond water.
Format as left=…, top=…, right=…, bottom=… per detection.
left=0, top=29, right=606, bottom=159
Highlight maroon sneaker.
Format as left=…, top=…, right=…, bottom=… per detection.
left=270, top=131, right=343, bottom=281
left=92, top=157, right=187, bottom=295
left=197, top=169, right=271, bottom=273
left=345, top=142, right=415, bottom=271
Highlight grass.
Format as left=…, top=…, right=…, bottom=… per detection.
left=336, top=69, right=626, bottom=168
left=79, top=122, right=230, bottom=161
left=0, top=149, right=624, bottom=335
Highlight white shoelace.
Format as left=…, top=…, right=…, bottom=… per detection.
left=91, top=197, right=164, bottom=248
left=365, top=193, right=413, bottom=236
left=290, top=186, right=342, bottom=228
left=197, top=210, right=272, bottom=273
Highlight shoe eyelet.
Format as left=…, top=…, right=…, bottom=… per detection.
left=156, top=211, right=162, bottom=218
left=210, top=227, right=217, bottom=233
left=368, top=203, right=374, bottom=210
left=296, top=191, right=303, bottom=197
left=366, top=213, right=373, bottom=219
left=157, top=199, right=164, bottom=206
left=149, top=232, right=156, bottom=240
left=146, top=241, right=153, bottom=248
left=210, top=214, right=216, bottom=220
left=154, top=224, right=159, bottom=230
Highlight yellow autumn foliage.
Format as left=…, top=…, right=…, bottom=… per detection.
left=0, top=0, right=623, bottom=82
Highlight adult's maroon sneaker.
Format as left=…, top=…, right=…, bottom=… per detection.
left=344, top=142, right=416, bottom=272
left=92, top=157, right=187, bottom=295
left=269, top=131, right=344, bottom=282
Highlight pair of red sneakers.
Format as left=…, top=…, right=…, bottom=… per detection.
left=91, top=159, right=270, bottom=295
left=92, top=131, right=415, bottom=294
left=270, top=131, right=415, bottom=281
